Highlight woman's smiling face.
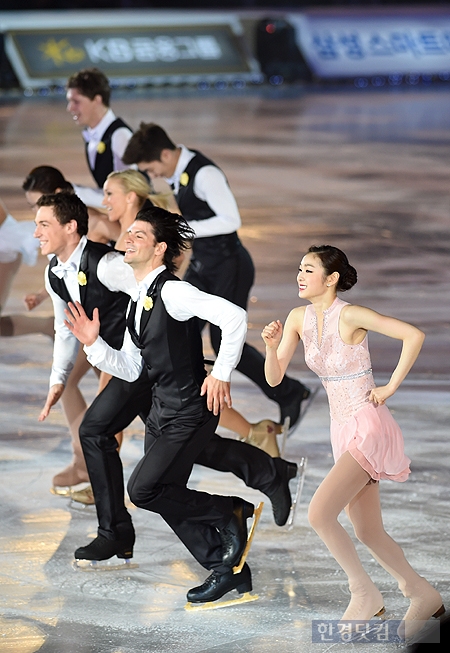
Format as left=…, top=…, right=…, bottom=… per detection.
left=297, top=253, right=328, bottom=300
left=102, top=177, right=130, bottom=223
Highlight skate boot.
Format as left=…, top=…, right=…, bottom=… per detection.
left=185, top=563, right=258, bottom=610
left=218, top=498, right=264, bottom=573
left=267, top=458, right=298, bottom=526
left=219, top=498, right=255, bottom=568
left=397, top=576, right=445, bottom=641
left=340, top=578, right=385, bottom=622
left=51, top=460, right=90, bottom=497
left=73, top=534, right=137, bottom=571
left=242, top=419, right=282, bottom=457
left=70, top=484, right=95, bottom=505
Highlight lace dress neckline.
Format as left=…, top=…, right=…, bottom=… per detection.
left=312, top=297, right=340, bottom=349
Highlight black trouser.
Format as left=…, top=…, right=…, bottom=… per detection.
left=79, top=370, right=152, bottom=542
left=184, top=243, right=304, bottom=408
left=79, top=372, right=281, bottom=571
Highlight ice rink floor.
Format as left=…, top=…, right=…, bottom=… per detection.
left=1, top=82, right=449, bottom=652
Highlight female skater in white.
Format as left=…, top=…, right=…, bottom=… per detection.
left=261, top=244, right=444, bottom=640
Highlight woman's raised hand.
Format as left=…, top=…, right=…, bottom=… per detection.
left=261, top=320, right=283, bottom=349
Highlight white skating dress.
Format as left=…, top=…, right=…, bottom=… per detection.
left=302, top=298, right=410, bottom=482
left=0, top=214, right=38, bottom=266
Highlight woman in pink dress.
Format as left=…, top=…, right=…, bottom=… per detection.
left=261, top=244, right=444, bottom=640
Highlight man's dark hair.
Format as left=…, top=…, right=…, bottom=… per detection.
left=134, top=206, right=194, bottom=273
left=122, top=123, right=176, bottom=165
left=22, top=166, right=74, bottom=194
left=67, top=68, right=111, bottom=106
left=36, top=192, right=89, bottom=237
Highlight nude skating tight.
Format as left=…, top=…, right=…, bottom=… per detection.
left=308, top=451, right=424, bottom=610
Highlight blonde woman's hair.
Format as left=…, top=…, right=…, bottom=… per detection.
left=106, top=169, right=175, bottom=212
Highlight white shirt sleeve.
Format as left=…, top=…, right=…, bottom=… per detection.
left=86, top=279, right=246, bottom=383
left=162, top=280, right=247, bottom=381
left=111, top=127, right=134, bottom=171
left=44, top=268, right=80, bottom=387
left=97, top=251, right=138, bottom=296
left=188, top=165, right=241, bottom=238
left=47, top=252, right=137, bottom=386
left=84, top=327, right=143, bottom=382
left=84, top=253, right=141, bottom=378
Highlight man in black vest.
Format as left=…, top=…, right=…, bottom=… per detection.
left=65, top=206, right=297, bottom=604
left=34, top=191, right=136, bottom=472
left=66, top=68, right=133, bottom=205
left=122, top=123, right=310, bottom=433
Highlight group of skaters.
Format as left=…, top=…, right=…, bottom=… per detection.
left=0, top=68, right=445, bottom=640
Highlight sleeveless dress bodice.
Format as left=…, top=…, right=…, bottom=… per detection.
left=302, top=298, right=410, bottom=482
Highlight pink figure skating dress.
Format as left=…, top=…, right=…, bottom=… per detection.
left=302, top=297, right=410, bottom=482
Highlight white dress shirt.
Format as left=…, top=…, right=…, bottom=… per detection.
left=82, top=109, right=132, bottom=173
left=45, top=236, right=137, bottom=387
left=77, top=110, right=135, bottom=207
left=164, top=145, right=241, bottom=239
left=85, top=265, right=247, bottom=384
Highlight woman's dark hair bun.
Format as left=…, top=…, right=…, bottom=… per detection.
left=338, top=265, right=357, bottom=291
left=307, top=245, right=357, bottom=292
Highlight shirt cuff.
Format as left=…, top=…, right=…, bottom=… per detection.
left=49, top=368, right=69, bottom=388
left=210, top=363, right=232, bottom=383
left=84, top=336, right=107, bottom=366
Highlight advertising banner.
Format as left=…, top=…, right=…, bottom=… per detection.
left=289, top=10, right=450, bottom=78
left=4, top=17, right=258, bottom=88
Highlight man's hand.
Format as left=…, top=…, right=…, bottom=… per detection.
left=39, top=384, right=64, bottom=421
left=64, top=301, right=100, bottom=346
left=200, top=374, right=231, bottom=415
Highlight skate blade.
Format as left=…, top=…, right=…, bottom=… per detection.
left=50, top=486, right=72, bottom=497
left=68, top=499, right=96, bottom=512
left=72, top=558, right=138, bottom=572
left=278, top=417, right=290, bottom=458
left=233, top=501, right=264, bottom=574
left=51, top=482, right=91, bottom=497
left=286, top=456, right=307, bottom=530
left=69, top=485, right=95, bottom=506
left=185, top=592, right=258, bottom=611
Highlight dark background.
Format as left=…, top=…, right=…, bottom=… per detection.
left=0, top=1, right=449, bottom=11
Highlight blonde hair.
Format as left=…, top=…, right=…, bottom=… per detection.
left=106, top=169, right=174, bottom=211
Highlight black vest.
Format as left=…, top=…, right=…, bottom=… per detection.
left=48, top=240, right=129, bottom=349
left=175, top=150, right=240, bottom=264
left=85, top=117, right=132, bottom=188
left=126, top=269, right=206, bottom=411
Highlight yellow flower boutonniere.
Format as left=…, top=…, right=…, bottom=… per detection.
left=143, top=296, right=153, bottom=311
left=77, top=271, right=87, bottom=286
left=180, top=172, right=189, bottom=186
left=97, top=141, right=106, bottom=154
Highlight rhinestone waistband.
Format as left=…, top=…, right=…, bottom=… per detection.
left=319, top=368, right=372, bottom=382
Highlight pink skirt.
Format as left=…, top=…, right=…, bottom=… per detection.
left=330, top=402, right=411, bottom=482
